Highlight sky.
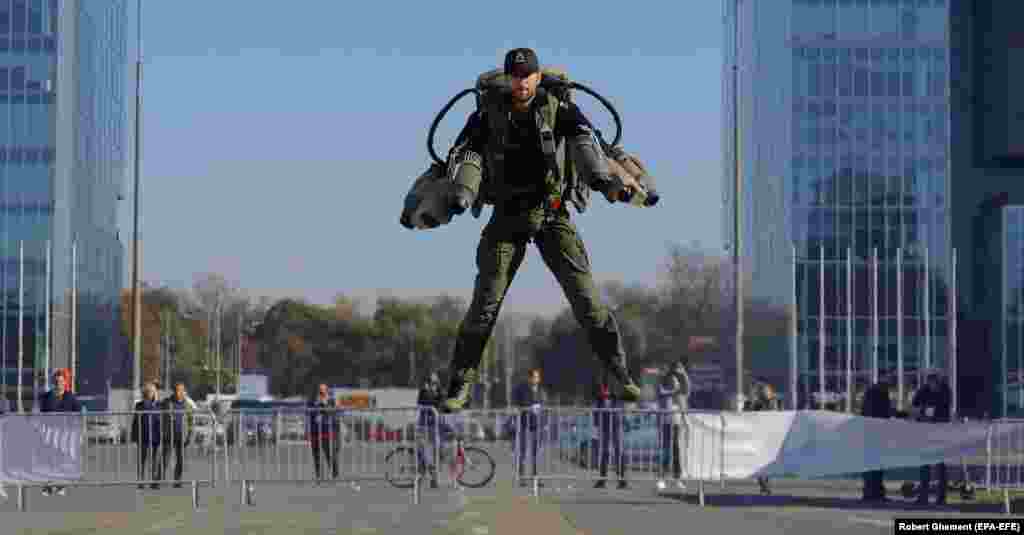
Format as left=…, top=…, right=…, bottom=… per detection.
left=123, top=0, right=727, bottom=318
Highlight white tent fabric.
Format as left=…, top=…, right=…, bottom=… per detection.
left=0, top=415, right=82, bottom=483
left=683, top=411, right=1012, bottom=480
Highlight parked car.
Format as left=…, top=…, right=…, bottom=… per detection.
left=86, top=419, right=122, bottom=444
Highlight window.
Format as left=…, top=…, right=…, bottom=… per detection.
left=871, top=70, right=885, bottom=97
left=901, top=9, right=918, bottom=40
left=27, top=1, right=40, bottom=34
left=838, top=63, right=852, bottom=96
left=902, top=71, right=915, bottom=97
left=0, top=2, right=9, bottom=35
left=12, top=1, right=25, bottom=34
left=11, top=66, right=23, bottom=90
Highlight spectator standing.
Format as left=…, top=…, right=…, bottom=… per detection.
left=592, top=379, right=628, bottom=489
left=656, top=359, right=690, bottom=491
left=308, top=383, right=338, bottom=482
left=38, top=370, right=82, bottom=497
left=417, top=372, right=443, bottom=489
left=161, top=382, right=194, bottom=488
left=861, top=372, right=894, bottom=502
left=513, top=368, right=546, bottom=486
left=745, top=384, right=780, bottom=495
left=131, top=382, right=163, bottom=490
left=0, top=384, right=10, bottom=414
left=911, top=371, right=952, bottom=506
left=0, top=385, right=10, bottom=500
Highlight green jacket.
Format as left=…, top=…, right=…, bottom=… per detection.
left=160, top=396, right=195, bottom=443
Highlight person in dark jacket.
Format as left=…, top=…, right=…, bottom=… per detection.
left=0, top=385, right=10, bottom=414
left=131, top=382, right=162, bottom=490
left=911, top=372, right=952, bottom=506
left=307, top=383, right=338, bottom=482
left=513, top=368, right=546, bottom=486
left=745, top=383, right=780, bottom=495
left=161, top=382, right=194, bottom=488
left=592, top=379, right=628, bottom=489
left=416, top=372, right=444, bottom=489
left=861, top=373, right=894, bottom=502
left=38, top=370, right=82, bottom=496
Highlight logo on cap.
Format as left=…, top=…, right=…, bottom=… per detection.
left=514, top=51, right=527, bottom=63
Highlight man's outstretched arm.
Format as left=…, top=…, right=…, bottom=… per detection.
left=556, top=102, right=635, bottom=202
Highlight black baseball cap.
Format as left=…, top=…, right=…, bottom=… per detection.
left=504, top=48, right=540, bottom=77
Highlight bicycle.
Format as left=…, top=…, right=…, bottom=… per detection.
left=385, top=431, right=495, bottom=489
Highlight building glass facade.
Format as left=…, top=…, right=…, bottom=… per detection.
left=0, top=0, right=127, bottom=401
left=999, top=207, right=1024, bottom=416
left=723, top=0, right=952, bottom=409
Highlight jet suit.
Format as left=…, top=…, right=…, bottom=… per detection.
left=444, top=84, right=637, bottom=409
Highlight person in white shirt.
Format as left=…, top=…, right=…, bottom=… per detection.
left=655, top=359, right=690, bottom=491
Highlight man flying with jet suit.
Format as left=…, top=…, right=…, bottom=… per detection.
left=439, top=48, right=643, bottom=412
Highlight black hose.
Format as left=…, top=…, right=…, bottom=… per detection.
left=428, top=88, right=478, bottom=166
left=426, top=80, right=623, bottom=167
left=568, top=81, right=622, bottom=148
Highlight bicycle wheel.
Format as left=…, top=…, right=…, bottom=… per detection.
left=384, top=447, right=420, bottom=489
left=457, top=446, right=496, bottom=488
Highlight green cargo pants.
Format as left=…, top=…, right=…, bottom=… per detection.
left=448, top=203, right=627, bottom=380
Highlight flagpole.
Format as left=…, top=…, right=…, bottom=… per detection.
left=897, top=247, right=904, bottom=412
left=846, top=247, right=852, bottom=413
left=872, top=247, right=879, bottom=384
left=791, top=242, right=798, bottom=410
left=17, top=241, right=23, bottom=412
left=951, top=248, right=957, bottom=415
left=925, top=247, right=931, bottom=372
left=819, top=245, right=825, bottom=410
left=44, top=240, right=50, bottom=393
left=71, top=240, right=77, bottom=393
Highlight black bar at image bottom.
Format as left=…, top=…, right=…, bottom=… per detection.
left=894, top=518, right=1023, bottom=535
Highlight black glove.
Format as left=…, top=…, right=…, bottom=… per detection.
left=592, top=174, right=631, bottom=203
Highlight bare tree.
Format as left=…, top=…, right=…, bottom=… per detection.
left=659, top=241, right=731, bottom=334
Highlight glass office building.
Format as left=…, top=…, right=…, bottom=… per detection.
left=723, top=0, right=952, bottom=409
left=973, top=204, right=1024, bottom=417
left=0, top=0, right=128, bottom=401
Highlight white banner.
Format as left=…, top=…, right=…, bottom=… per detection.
left=0, top=415, right=83, bottom=483
left=685, top=411, right=1013, bottom=480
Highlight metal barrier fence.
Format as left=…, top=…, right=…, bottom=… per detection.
left=984, top=418, right=1024, bottom=514
left=224, top=407, right=436, bottom=505
left=510, top=407, right=726, bottom=505
left=6, top=407, right=1024, bottom=513
left=0, top=409, right=221, bottom=511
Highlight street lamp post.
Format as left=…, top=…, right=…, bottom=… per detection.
left=130, top=0, right=144, bottom=393
left=730, top=0, right=744, bottom=412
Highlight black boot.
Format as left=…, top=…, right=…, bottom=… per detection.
left=590, top=313, right=641, bottom=402
left=443, top=367, right=479, bottom=413
left=604, top=360, right=641, bottom=402
left=442, top=331, right=489, bottom=412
